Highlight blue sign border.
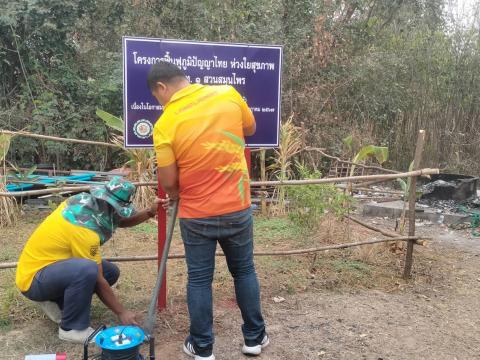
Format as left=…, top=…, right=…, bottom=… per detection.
left=122, top=36, right=282, bottom=148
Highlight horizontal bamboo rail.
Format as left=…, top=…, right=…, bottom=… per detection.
left=0, top=235, right=424, bottom=269
left=0, top=130, right=120, bottom=148
left=250, top=168, right=438, bottom=186
left=0, top=168, right=439, bottom=197
left=0, top=181, right=155, bottom=197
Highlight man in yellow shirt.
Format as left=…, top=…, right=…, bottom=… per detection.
left=149, top=62, right=268, bottom=360
left=16, top=177, right=158, bottom=343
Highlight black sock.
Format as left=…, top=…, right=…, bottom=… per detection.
left=60, top=325, right=71, bottom=331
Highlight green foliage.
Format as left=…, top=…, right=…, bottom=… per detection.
left=0, top=0, right=479, bottom=177
left=348, top=142, right=389, bottom=178
left=254, top=216, right=302, bottom=243
left=342, top=135, right=354, bottom=152
left=353, top=145, right=388, bottom=165
left=96, top=109, right=123, bottom=133
left=7, top=163, right=38, bottom=181
left=131, top=222, right=157, bottom=234
left=47, top=199, right=59, bottom=212
left=396, top=160, right=414, bottom=194
left=286, top=163, right=353, bottom=234
left=333, top=259, right=371, bottom=277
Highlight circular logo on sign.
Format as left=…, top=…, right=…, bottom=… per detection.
left=133, top=119, right=153, bottom=139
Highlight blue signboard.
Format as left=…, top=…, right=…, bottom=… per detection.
left=122, top=36, right=282, bottom=148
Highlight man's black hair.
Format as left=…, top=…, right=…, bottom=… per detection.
left=147, top=61, right=186, bottom=90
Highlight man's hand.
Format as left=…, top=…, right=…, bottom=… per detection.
left=148, top=200, right=159, bottom=216
left=119, top=310, right=139, bottom=326
left=154, top=195, right=177, bottom=210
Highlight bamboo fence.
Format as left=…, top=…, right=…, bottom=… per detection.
left=0, top=128, right=433, bottom=279
left=0, top=235, right=425, bottom=269
left=0, top=168, right=439, bottom=198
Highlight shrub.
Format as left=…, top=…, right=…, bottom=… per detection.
left=286, top=163, right=353, bottom=234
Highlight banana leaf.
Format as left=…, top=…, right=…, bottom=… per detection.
left=96, top=109, right=124, bottom=133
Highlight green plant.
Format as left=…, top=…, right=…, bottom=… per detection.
left=286, top=162, right=353, bottom=234
left=96, top=109, right=156, bottom=209
left=131, top=221, right=157, bottom=234
left=0, top=282, right=17, bottom=329
left=333, top=259, right=371, bottom=277
left=349, top=144, right=389, bottom=177
left=7, top=163, right=39, bottom=182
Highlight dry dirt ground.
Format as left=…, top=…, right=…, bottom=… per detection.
left=1, top=209, right=480, bottom=359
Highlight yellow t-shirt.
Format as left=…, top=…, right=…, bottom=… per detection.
left=15, top=202, right=101, bottom=292
left=153, top=84, right=255, bottom=218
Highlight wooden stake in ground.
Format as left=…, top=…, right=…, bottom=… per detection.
left=403, top=130, right=426, bottom=279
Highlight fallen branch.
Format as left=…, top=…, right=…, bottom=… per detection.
left=0, top=235, right=426, bottom=269
left=347, top=215, right=399, bottom=237
left=347, top=215, right=428, bottom=245
left=0, top=130, right=120, bottom=149
left=305, top=147, right=401, bottom=174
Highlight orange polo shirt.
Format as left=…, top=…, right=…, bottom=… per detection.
left=153, top=84, right=255, bottom=218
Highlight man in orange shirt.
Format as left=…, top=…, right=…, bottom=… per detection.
left=148, top=62, right=268, bottom=360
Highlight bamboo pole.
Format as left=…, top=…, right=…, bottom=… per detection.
left=250, top=168, right=438, bottom=186
left=403, top=130, right=426, bottom=279
left=260, top=149, right=267, bottom=216
left=0, top=181, right=156, bottom=197
left=0, top=235, right=425, bottom=269
left=337, top=185, right=404, bottom=195
left=0, top=130, right=120, bottom=148
left=0, top=168, right=439, bottom=197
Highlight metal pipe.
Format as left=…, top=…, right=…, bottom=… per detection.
left=143, top=201, right=179, bottom=336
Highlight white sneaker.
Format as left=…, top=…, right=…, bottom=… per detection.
left=58, top=326, right=96, bottom=344
left=37, top=301, right=62, bottom=324
left=183, top=336, right=215, bottom=360
left=242, top=332, right=270, bottom=356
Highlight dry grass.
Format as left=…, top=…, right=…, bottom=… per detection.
left=0, top=210, right=411, bottom=357
left=268, top=115, right=303, bottom=216
left=0, top=134, right=18, bottom=228
left=0, top=182, right=18, bottom=228
left=110, top=135, right=157, bottom=209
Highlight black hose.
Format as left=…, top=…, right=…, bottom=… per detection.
left=100, top=346, right=141, bottom=360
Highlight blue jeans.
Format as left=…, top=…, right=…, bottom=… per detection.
left=22, top=259, right=119, bottom=330
left=180, top=207, right=265, bottom=349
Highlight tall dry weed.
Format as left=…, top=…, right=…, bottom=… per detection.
left=268, top=115, right=303, bottom=215
left=0, top=134, right=18, bottom=227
